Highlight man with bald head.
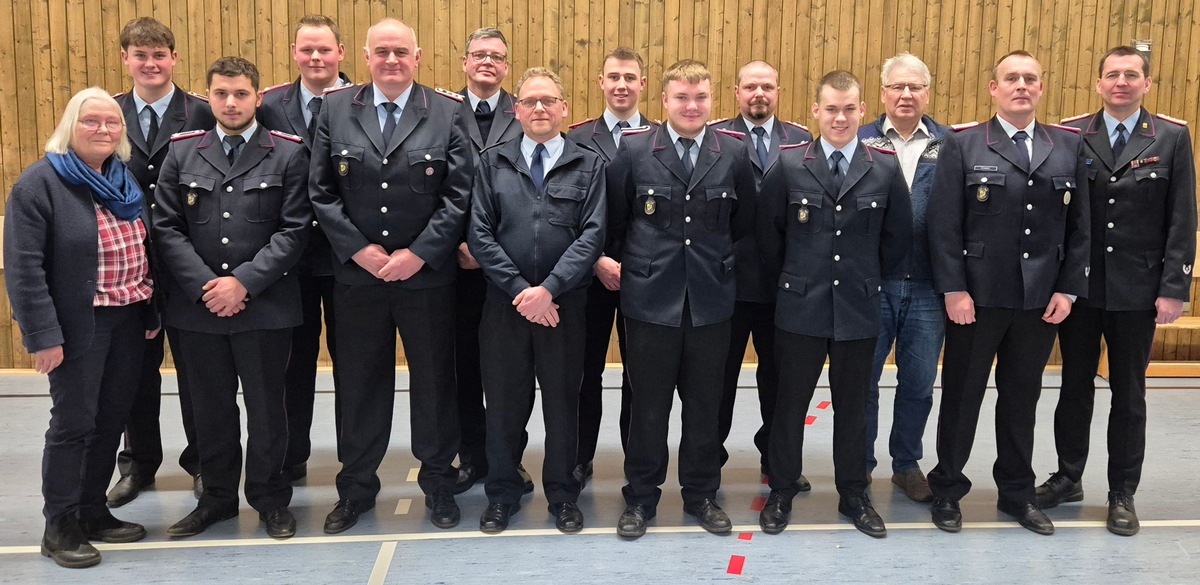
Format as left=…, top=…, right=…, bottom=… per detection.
left=309, top=18, right=476, bottom=533
left=711, top=61, right=812, bottom=483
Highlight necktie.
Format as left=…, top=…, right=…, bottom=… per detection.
left=531, top=143, right=547, bottom=193
left=144, top=105, right=159, bottom=148
left=475, top=100, right=494, bottom=142
left=679, top=137, right=695, bottom=178
left=752, top=126, right=768, bottom=167
left=1012, top=130, right=1031, bottom=169
left=307, top=97, right=323, bottom=141
left=1113, top=123, right=1128, bottom=159
left=830, top=150, right=845, bottom=190
left=614, top=120, right=631, bottom=147
left=381, top=102, right=399, bottom=145
left=223, top=134, right=245, bottom=166
left=476, top=100, right=491, bottom=115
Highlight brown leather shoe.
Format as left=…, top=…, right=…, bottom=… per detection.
left=891, top=468, right=934, bottom=502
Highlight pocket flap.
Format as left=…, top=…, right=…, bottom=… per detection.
left=965, top=241, right=985, bottom=258
left=637, top=185, right=672, bottom=199
left=705, top=187, right=737, bottom=202
left=856, top=193, right=888, bottom=210
left=408, top=147, right=446, bottom=165
left=179, top=172, right=217, bottom=191
left=778, top=271, right=806, bottom=293
left=243, top=173, right=283, bottom=191
left=967, top=172, right=1005, bottom=187
left=1052, top=175, right=1076, bottom=190
left=787, top=190, right=824, bottom=208
left=331, top=142, right=364, bottom=160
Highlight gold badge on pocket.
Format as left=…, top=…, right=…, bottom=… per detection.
left=976, top=185, right=989, bottom=202
left=644, top=198, right=656, bottom=215
left=338, top=160, right=349, bottom=176
left=186, top=192, right=197, bottom=206
left=797, top=206, right=810, bottom=223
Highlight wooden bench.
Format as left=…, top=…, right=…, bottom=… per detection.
left=1097, top=316, right=1200, bottom=379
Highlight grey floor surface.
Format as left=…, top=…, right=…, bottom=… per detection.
left=1, top=367, right=1198, bottom=584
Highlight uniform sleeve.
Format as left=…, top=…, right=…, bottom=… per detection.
left=1054, top=135, right=1091, bottom=297
left=542, top=155, right=608, bottom=298
left=927, top=132, right=969, bottom=294
left=468, top=154, right=531, bottom=299
left=409, top=105, right=476, bottom=270
left=152, top=146, right=220, bottom=301
left=231, top=146, right=313, bottom=296
left=1159, top=125, right=1197, bottom=301
left=3, top=175, right=64, bottom=352
left=604, top=142, right=634, bottom=262
left=755, top=159, right=788, bottom=281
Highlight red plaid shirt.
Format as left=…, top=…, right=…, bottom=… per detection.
left=94, top=203, right=154, bottom=307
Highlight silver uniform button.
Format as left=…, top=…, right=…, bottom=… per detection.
left=425, top=154, right=432, bottom=161
left=871, top=201, right=877, bottom=208
left=190, top=181, right=197, bottom=188
left=382, top=230, right=389, bottom=236
left=1023, top=252, right=1029, bottom=259
left=260, top=182, right=268, bottom=188
left=1109, top=198, right=1115, bottom=204
left=802, top=198, right=809, bottom=204
left=963, top=249, right=968, bottom=255
left=835, top=230, right=842, bottom=236
left=685, top=195, right=691, bottom=201
left=341, top=149, right=348, bottom=155
left=1110, top=176, right=1117, bottom=182
left=685, top=216, right=691, bottom=223
left=1027, top=179, right=1034, bottom=186
left=382, top=158, right=388, bottom=164
left=647, top=189, right=655, bottom=195
left=1151, top=172, right=1158, bottom=179
left=685, top=239, right=691, bottom=245
left=381, top=182, right=388, bottom=189
left=1026, top=204, right=1033, bottom=210
left=834, top=255, right=841, bottom=261
left=784, top=283, right=790, bottom=289
left=1108, top=222, right=1115, bottom=228
left=226, top=186, right=233, bottom=192
left=835, top=205, right=843, bottom=211
left=1066, top=182, right=1072, bottom=188
left=221, top=263, right=228, bottom=270
left=833, top=280, right=840, bottom=286
left=722, top=192, right=727, bottom=198
left=381, top=206, right=388, bottom=213
left=981, top=177, right=988, bottom=183
left=221, top=237, right=229, bottom=244
left=312, top=220, right=319, bottom=227
left=149, top=183, right=155, bottom=190
left=148, top=164, right=155, bottom=171
left=150, top=203, right=156, bottom=209
left=223, top=212, right=230, bottom=219
left=1024, top=229, right=1031, bottom=235
left=1107, top=246, right=1114, bottom=252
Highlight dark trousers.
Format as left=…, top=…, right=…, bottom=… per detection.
left=283, top=271, right=339, bottom=468
left=334, top=282, right=459, bottom=505
left=769, top=331, right=875, bottom=498
left=177, top=328, right=292, bottom=514
left=622, top=313, right=729, bottom=508
left=456, top=267, right=532, bottom=472
left=718, top=300, right=778, bottom=473
left=1055, top=307, right=1154, bottom=495
left=44, top=305, right=145, bottom=522
left=480, top=294, right=585, bottom=504
left=578, top=278, right=632, bottom=465
left=928, top=307, right=1057, bottom=504
left=117, top=325, right=199, bottom=478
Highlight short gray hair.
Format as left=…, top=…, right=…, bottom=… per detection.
left=880, top=53, right=931, bottom=86
left=45, top=87, right=131, bottom=162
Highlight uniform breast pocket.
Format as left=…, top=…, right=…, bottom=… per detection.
left=331, top=141, right=364, bottom=191
left=546, top=183, right=586, bottom=228
left=243, top=174, right=284, bottom=223
left=177, top=172, right=217, bottom=224
left=1052, top=175, right=1077, bottom=218
left=787, top=190, right=822, bottom=234
left=703, top=186, right=736, bottom=230
left=636, top=184, right=671, bottom=230
left=967, top=171, right=1005, bottom=216
left=408, top=147, right=447, bottom=193
left=856, top=192, right=888, bottom=234
left=1133, top=166, right=1170, bottom=206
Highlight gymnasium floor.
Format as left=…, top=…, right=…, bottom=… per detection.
left=0, top=368, right=1197, bottom=584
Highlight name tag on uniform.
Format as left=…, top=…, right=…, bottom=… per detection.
left=973, top=165, right=999, bottom=171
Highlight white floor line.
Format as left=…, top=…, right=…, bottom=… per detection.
left=367, top=541, right=397, bottom=585
left=405, top=468, right=419, bottom=482
left=394, top=499, right=412, bottom=515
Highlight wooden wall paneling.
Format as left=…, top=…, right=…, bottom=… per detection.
left=775, top=0, right=797, bottom=122
left=1183, top=0, right=1200, bottom=125
left=49, top=0, right=71, bottom=122
left=922, top=0, right=943, bottom=120
left=1157, top=0, right=1179, bottom=117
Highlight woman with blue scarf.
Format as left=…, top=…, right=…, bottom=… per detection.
left=5, top=87, right=159, bottom=569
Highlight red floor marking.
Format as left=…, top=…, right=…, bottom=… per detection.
left=750, top=496, right=767, bottom=511
left=738, top=532, right=753, bottom=541
left=817, top=401, right=831, bottom=409
left=760, top=475, right=768, bottom=485
left=805, top=415, right=817, bottom=425
left=727, top=555, right=746, bottom=575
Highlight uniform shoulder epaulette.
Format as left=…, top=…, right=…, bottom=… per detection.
left=950, top=121, right=979, bottom=132
left=707, top=118, right=730, bottom=126
left=261, top=82, right=290, bottom=95
left=1046, top=123, right=1081, bottom=134
left=714, top=128, right=745, bottom=139
left=780, top=142, right=808, bottom=151
left=186, top=91, right=209, bottom=102
left=323, top=84, right=355, bottom=95
left=1156, top=113, right=1188, bottom=126
left=112, top=91, right=127, bottom=99
left=171, top=129, right=206, bottom=141
left=568, top=117, right=595, bottom=130
left=622, top=125, right=653, bottom=136
left=269, top=129, right=303, bottom=143
left=868, top=144, right=897, bottom=155
left=783, top=120, right=811, bottom=132
left=433, top=87, right=465, bottom=102
left=1059, top=112, right=1090, bottom=124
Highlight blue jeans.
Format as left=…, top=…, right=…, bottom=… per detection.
left=867, top=279, right=944, bottom=474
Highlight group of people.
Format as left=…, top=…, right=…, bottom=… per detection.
left=5, top=13, right=1192, bottom=570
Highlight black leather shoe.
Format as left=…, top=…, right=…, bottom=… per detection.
left=282, top=463, right=307, bottom=484
left=931, top=497, right=962, bottom=533
left=759, top=491, right=792, bottom=535
left=106, top=474, right=154, bottom=508
left=839, top=493, right=887, bottom=538
left=616, top=504, right=655, bottom=538
left=1107, top=492, right=1139, bottom=536
left=261, top=507, right=296, bottom=539
left=324, top=499, right=373, bottom=534
left=41, top=516, right=101, bottom=569
left=1035, top=471, right=1083, bottom=509
left=518, top=464, right=535, bottom=494
left=797, top=473, right=812, bottom=492
left=192, top=474, right=204, bottom=500
left=166, top=506, right=238, bottom=537
left=684, top=499, right=732, bottom=534
left=997, top=500, right=1054, bottom=535
left=479, top=502, right=520, bottom=534
left=453, top=463, right=487, bottom=495
left=549, top=502, right=584, bottom=533
left=425, top=489, right=461, bottom=529
left=79, top=514, right=146, bottom=543
left=572, top=461, right=594, bottom=488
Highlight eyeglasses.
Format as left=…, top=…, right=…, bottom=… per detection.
left=78, top=118, right=124, bottom=131
left=516, top=96, right=563, bottom=110
left=467, top=51, right=508, bottom=64
left=884, top=83, right=928, bottom=94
